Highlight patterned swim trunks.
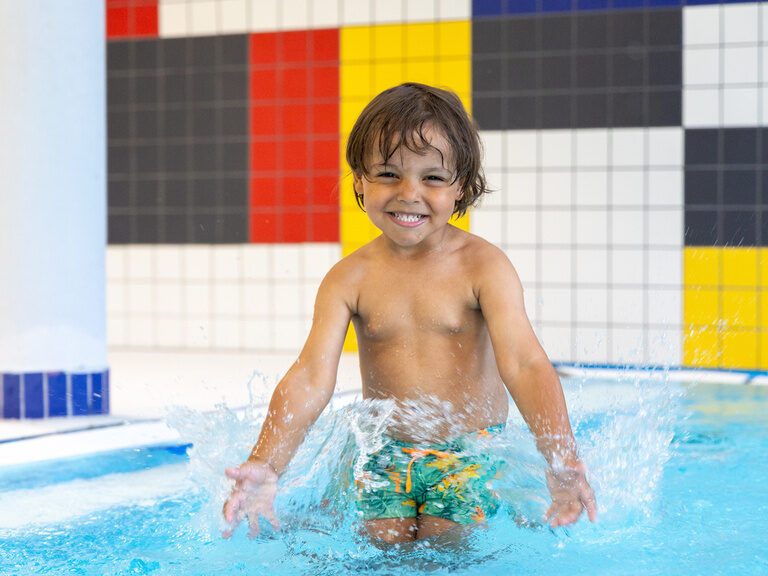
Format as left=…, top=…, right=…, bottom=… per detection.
left=355, top=426, right=503, bottom=525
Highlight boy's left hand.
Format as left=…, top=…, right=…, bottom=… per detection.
left=543, top=462, right=597, bottom=528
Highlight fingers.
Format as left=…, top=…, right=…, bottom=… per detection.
left=264, top=509, right=282, bottom=532
left=582, top=488, right=598, bottom=522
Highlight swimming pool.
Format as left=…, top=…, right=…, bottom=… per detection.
left=0, top=377, right=765, bottom=575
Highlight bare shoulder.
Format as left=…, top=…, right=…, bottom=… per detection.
left=317, top=243, right=376, bottom=313
left=457, top=231, right=518, bottom=276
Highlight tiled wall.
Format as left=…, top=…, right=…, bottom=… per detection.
left=106, top=0, right=768, bottom=370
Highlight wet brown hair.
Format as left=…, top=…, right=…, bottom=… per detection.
left=345, top=83, right=488, bottom=218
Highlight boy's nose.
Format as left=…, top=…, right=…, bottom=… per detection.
left=396, top=180, right=420, bottom=203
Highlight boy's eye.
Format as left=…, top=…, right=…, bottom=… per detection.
left=377, top=172, right=397, bottom=178
left=426, top=175, right=445, bottom=181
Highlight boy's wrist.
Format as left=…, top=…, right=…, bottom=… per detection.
left=246, top=454, right=279, bottom=477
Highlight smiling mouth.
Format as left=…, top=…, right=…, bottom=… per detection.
left=389, top=212, right=427, bottom=226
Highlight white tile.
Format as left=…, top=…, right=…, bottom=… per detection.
left=647, top=327, right=682, bottom=366
left=575, top=170, right=609, bottom=207
left=106, top=247, right=126, bottom=281
left=155, top=246, right=183, bottom=281
left=540, top=209, right=572, bottom=245
left=155, top=283, right=183, bottom=315
left=723, top=87, right=759, bottom=126
left=275, top=318, right=307, bottom=350
left=505, top=248, right=537, bottom=285
left=575, top=288, right=608, bottom=324
left=159, top=1, right=189, bottom=37
left=106, top=282, right=126, bottom=314
left=271, top=246, right=302, bottom=280
left=648, top=208, right=683, bottom=248
left=574, top=247, right=608, bottom=285
left=611, top=248, right=644, bottom=285
left=575, top=129, right=608, bottom=167
left=244, top=318, right=274, bottom=349
left=480, top=131, right=504, bottom=169
left=213, top=283, right=241, bottom=316
left=609, top=328, right=645, bottom=364
left=505, top=131, right=538, bottom=168
left=683, top=5, right=720, bottom=46
left=280, top=0, right=309, bottom=29
left=156, top=317, right=184, bottom=348
left=311, top=0, right=340, bottom=28
left=405, top=0, right=436, bottom=22
left=185, top=317, right=212, bottom=349
left=539, top=286, right=572, bottom=323
left=274, top=281, right=302, bottom=315
left=126, top=247, right=153, bottom=280
left=484, top=169, right=504, bottom=199
left=213, top=246, right=241, bottom=281
left=213, top=318, right=242, bottom=349
left=301, top=244, right=338, bottom=280
left=504, top=171, right=538, bottom=207
left=647, top=288, right=682, bottom=326
left=249, top=0, right=279, bottom=31
left=762, top=46, right=768, bottom=85
left=341, top=0, right=371, bottom=25
left=611, top=209, right=644, bottom=247
left=611, top=287, right=644, bottom=325
left=610, top=170, right=644, bottom=207
left=540, top=248, right=572, bottom=284
left=184, top=246, right=211, bottom=281
left=538, top=325, right=572, bottom=363
left=373, top=0, right=403, bottom=23
left=723, top=46, right=759, bottom=85
left=540, top=130, right=572, bottom=168
left=648, top=128, right=683, bottom=168
left=184, top=283, right=211, bottom=316
left=127, top=282, right=153, bottom=315
left=470, top=209, right=505, bottom=246
left=575, top=210, right=608, bottom=246
left=574, top=326, right=608, bottom=363
left=648, top=169, right=683, bottom=207
left=437, top=0, right=470, bottom=19
left=243, top=282, right=272, bottom=316
left=723, top=3, right=759, bottom=45
left=611, top=129, right=646, bottom=167
left=503, top=209, right=538, bottom=246
left=683, top=88, right=720, bottom=128
left=220, top=0, right=248, bottom=33
left=190, top=0, right=218, bottom=35
left=107, top=314, right=126, bottom=347
left=762, top=88, right=768, bottom=127
left=684, top=47, right=720, bottom=86
left=540, top=171, right=572, bottom=207
left=647, top=248, right=683, bottom=287
left=127, top=316, right=154, bottom=348
left=243, top=245, right=273, bottom=281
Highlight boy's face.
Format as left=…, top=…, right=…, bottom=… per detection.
left=353, top=127, right=463, bottom=253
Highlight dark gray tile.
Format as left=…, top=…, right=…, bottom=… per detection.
left=471, top=95, right=504, bottom=130
left=135, top=214, right=160, bottom=243
left=191, top=37, right=217, bottom=67
left=108, top=214, right=131, bottom=244
left=108, top=145, right=131, bottom=174
left=647, top=8, right=682, bottom=47
left=162, top=38, right=188, bottom=69
left=218, top=213, right=249, bottom=243
left=608, top=10, right=644, bottom=49
left=162, top=108, right=189, bottom=139
left=473, top=57, right=503, bottom=92
left=684, top=208, right=718, bottom=246
left=541, top=15, right=572, bottom=51
left=505, top=95, right=537, bottom=129
left=648, top=89, right=681, bottom=126
left=612, top=51, right=645, bottom=88
left=107, top=42, right=131, bottom=71
left=220, top=34, right=248, bottom=66
left=723, top=129, right=758, bottom=164
left=192, top=106, right=216, bottom=136
left=647, top=49, right=682, bottom=87
left=108, top=179, right=131, bottom=208
left=541, top=94, right=572, bottom=128
left=575, top=92, right=608, bottom=128
left=134, top=40, right=159, bottom=70
left=761, top=129, right=768, bottom=163
left=504, top=56, right=538, bottom=91
left=722, top=209, right=757, bottom=246
left=685, top=169, right=717, bottom=206
left=221, top=178, right=248, bottom=207
left=192, top=143, right=218, bottom=173
left=108, top=110, right=131, bottom=140
left=221, top=107, right=248, bottom=136
left=541, top=55, right=572, bottom=90
left=220, top=70, right=248, bottom=101
left=164, top=179, right=189, bottom=207
left=108, top=76, right=131, bottom=107
left=135, top=109, right=159, bottom=139
left=192, top=178, right=218, bottom=208
left=611, top=91, right=645, bottom=127
left=575, top=53, right=607, bottom=88
left=505, top=18, right=537, bottom=53
left=473, top=20, right=504, bottom=54
left=164, top=73, right=188, bottom=104
left=163, top=214, right=189, bottom=243
left=192, top=71, right=217, bottom=102
left=192, top=213, right=217, bottom=243
left=134, top=74, right=158, bottom=105
left=722, top=169, right=758, bottom=205
left=761, top=208, right=768, bottom=246
left=575, top=13, right=607, bottom=50
left=685, top=129, right=719, bottom=165
left=221, top=143, right=249, bottom=172
left=135, top=180, right=160, bottom=208
left=135, top=144, right=159, bottom=173
left=163, top=143, right=189, bottom=173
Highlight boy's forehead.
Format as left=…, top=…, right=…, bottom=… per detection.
left=370, top=128, right=454, bottom=166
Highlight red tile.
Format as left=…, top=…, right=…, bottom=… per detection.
left=282, top=211, right=308, bottom=243
left=312, top=66, right=338, bottom=98
left=250, top=105, right=278, bottom=135
left=250, top=177, right=279, bottom=207
left=250, top=212, right=278, bottom=243
left=312, top=139, right=338, bottom=170
left=282, top=31, right=308, bottom=62
left=281, top=104, right=308, bottom=135
left=251, top=33, right=278, bottom=64
left=107, top=7, right=129, bottom=38
left=283, top=140, right=308, bottom=171
left=250, top=69, right=277, bottom=100
left=313, top=176, right=340, bottom=207
left=312, top=102, right=338, bottom=135
left=280, top=67, right=308, bottom=99
left=133, top=5, right=158, bottom=36
left=283, top=177, right=308, bottom=206
left=251, top=140, right=279, bottom=171
left=312, top=211, right=339, bottom=242
left=311, top=29, right=339, bottom=62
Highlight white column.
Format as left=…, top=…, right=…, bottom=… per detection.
left=0, top=0, right=107, bottom=373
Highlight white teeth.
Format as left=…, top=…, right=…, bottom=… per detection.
left=393, top=212, right=423, bottom=223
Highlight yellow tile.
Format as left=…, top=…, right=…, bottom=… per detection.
left=759, top=248, right=768, bottom=285
left=683, top=326, right=720, bottom=367
left=343, top=324, right=358, bottom=352
left=452, top=211, right=471, bottom=232
left=373, top=24, right=405, bottom=60
left=683, top=288, right=720, bottom=326
left=759, top=332, right=768, bottom=369
left=404, top=60, right=438, bottom=85
left=721, top=289, right=758, bottom=328
left=341, top=63, right=373, bottom=100
left=436, top=58, right=471, bottom=96
left=759, top=291, right=768, bottom=328
left=721, top=329, right=758, bottom=369
left=341, top=26, right=372, bottom=62
left=405, top=22, right=437, bottom=60
left=721, top=248, right=758, bottom=288
left=683, top=247, right=720, bottom=287
left=341, top=100, right=369, bottom=134
left=437, top=20, right=470, bottom=58
left=372, top=61, right=405, bottom=95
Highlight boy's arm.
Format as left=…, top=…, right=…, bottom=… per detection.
left=476, top=245, right=596, bottom=526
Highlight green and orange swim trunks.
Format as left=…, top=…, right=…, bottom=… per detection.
left=355, top=426, right=504, bottom=525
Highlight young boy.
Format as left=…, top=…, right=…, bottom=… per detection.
left=223, top=83, right=596, bottom=543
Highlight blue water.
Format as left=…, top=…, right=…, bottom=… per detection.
left=0, top=379, right=766, bottom=575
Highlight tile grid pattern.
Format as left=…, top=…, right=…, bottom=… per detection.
left=1, top=371, right=110, bottom=419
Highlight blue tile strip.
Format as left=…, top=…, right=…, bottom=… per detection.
left=0, top=369, right=109, bottom=419
left=473, top=0, right=758, bottom=16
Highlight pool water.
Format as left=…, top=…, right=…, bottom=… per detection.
left=0, top=378, right=766, bottom=575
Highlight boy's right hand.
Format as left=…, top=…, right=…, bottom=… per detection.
left=222, top=460, right=280, bottom=539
